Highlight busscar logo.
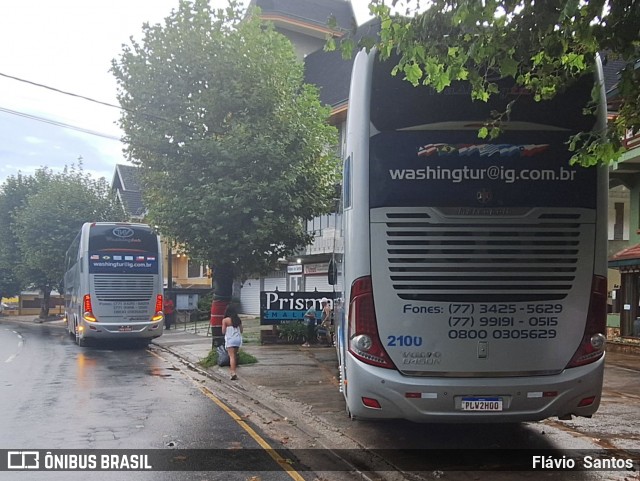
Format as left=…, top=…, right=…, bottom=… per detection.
left=8, top=451, right=39, bottom=469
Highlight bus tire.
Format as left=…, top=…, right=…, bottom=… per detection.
left=74, top=322, right=86, bottom=347
left=346, top=405, right=356, bottom=421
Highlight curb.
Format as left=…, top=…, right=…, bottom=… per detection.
left=607, top=341, right=640, bottom=355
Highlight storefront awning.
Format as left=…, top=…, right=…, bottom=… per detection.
left=609, top=244, right=640, bottom=268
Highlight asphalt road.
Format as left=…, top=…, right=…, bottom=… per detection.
left=0, top=320, right=307, bottom=481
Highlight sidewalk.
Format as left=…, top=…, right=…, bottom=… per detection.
left=153, top=322, right=344, bottom=413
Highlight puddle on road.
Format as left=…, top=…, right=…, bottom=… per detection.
left=147, top=367, right=175, bottom=378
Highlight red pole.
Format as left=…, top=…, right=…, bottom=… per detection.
left=210, top=298, right=229, bottom=347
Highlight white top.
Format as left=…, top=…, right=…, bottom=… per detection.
left=224, top=325, right=242, bottom=348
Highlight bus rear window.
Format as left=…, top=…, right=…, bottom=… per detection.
left=370, top=58, right=596, bottom=133
left=88, top=225, right=159, bottom=253
left=88, top=225, right=159, bottom=274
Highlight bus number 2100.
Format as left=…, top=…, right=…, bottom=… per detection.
left=387, top=335, right=423, bottom=347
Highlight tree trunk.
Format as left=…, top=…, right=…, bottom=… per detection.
left=210, top=263, right=235, bottom=347
left=213, top=263, right=234, bottom=300
left=39, top=286, right=51, bottom=319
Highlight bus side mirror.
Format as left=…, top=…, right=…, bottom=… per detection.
left=328, top=258, right=337, bottom=286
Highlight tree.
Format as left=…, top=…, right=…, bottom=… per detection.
left=330, top=0, right=639, bottom=166
left=3, top=166, right=124, bottom=318
left=111, top=1, right=339, bottom=309
left=0, top=173, right=38, bottom=300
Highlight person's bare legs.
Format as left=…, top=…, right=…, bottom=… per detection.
left=228, top=346, right=239, bottom=380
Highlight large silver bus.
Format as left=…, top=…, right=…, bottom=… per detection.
left=64, top=222, right=164, bottom=346
left=333, top=50, right=608, bottom=422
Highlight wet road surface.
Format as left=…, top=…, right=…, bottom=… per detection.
left=0, top=321, right=306, bottom=480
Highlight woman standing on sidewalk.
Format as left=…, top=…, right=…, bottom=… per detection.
left=221, top=305, right=243, bottom=380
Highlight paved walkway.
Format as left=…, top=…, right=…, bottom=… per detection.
left=153, top=325, right=343, bottom=410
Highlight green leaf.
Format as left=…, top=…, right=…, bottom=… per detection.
left=434, top=68, right=452, bottom=91
left=341, top=38, right=354, bottom=60
left=404, top=62, right=423, bottom=86
left=499, top=56, right=519, bottom=78
left=324, top=36, right=336, bottom=52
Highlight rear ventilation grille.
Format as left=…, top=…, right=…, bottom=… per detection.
left=93, top=274, right=155, bottom=302
left=383, top=211, right=587, bottom=302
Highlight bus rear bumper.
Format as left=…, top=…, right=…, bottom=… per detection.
left=79, top=320, right=164, bottom=340
left=344, top=354, right=605, bottom=423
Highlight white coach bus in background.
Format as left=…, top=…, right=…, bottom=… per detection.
left=331, top=49, right=608, bottom=422
left=64, top=222, right=164, bottom=346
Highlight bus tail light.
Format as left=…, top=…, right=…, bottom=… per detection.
left=362, top=397, right=382, bottom=409
left=348, top=276, right=395, bottom=369
left=83, top=294, right=97, bottom=322
left=566, top=275, right=607, bottom=368
left=152, top=294, right=164, bottom=322
left=578, top=396, right=596, bottom=407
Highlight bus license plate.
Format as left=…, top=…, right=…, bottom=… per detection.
left=119, top=326, right=133, bottom=332
left=461, top=397, right=502, bottom=411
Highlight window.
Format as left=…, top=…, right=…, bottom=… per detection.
left=615, top=202, right=624, bottom=241
left=289, top=275, right=302, bottom=292
left=343, top=155, right=352, bottom=209
left=188, top=259, right=202, bottom=278
left=307, top=213, right=341, bottom=236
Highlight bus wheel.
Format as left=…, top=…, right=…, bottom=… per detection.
left=346, top=405, right=356, bottom=421
left=75, top=323, right=86, bottom=347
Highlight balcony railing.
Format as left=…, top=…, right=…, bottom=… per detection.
left=623, top=130, right=640, bottom=151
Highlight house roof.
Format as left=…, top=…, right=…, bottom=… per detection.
left=118, top=190, right=146, bottom=218
left=304, top=46, right=353, bottom=109
left=609, top=244, right=640, bottom=268
left=251, top=0, right=355, bottom=34
left=304, top=18, right=380, bottom=114
left=602, top=58, right=628, bottom=95
left=112, top=164, right=145, bottom=218
left=112, top=163, right=141, bottom=191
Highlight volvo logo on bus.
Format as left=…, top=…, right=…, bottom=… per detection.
left=112, top=227, right=134, bottom=238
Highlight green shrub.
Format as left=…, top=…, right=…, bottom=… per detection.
left=277, top=321, right=307, bottom=342
left=198, top=292, right=214, bottom=312
left=199, top=348, right=258, bottom=368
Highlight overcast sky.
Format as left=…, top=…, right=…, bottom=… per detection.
left=0, top=0, right=371, bottom=185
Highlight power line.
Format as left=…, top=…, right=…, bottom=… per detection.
left=0, top=71, right=192, bottom=127
left=0, top=106, right=122, bottom=141
left=0, top=73, right=220, bottom=157
left=0, top=72, right=122, bottom=111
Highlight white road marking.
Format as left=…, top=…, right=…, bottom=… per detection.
left=3, top=330, right=23, bottom=363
